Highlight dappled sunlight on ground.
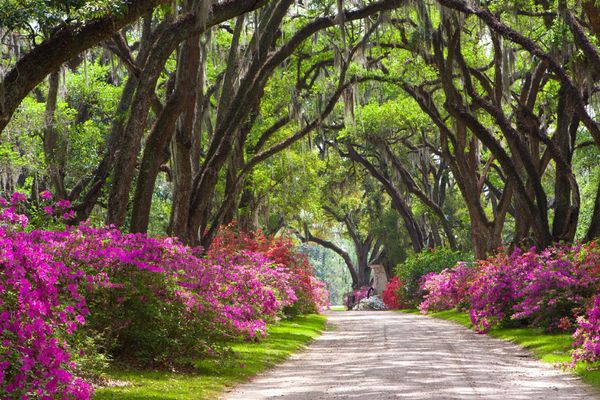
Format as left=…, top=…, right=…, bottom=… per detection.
left=224, top=311, right=599, bottom=399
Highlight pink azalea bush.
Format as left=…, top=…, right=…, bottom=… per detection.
left=209, top=224, right=329, bottom=315
left=572, top=295, right=600, bottom=363
left=0, top=194, right=327, bottom=399
left=468, top=246, right=600, bottom=333
left=0, top=228, right=97, bottom=399
left=419, top=262, right=476, bottom=313
left=418, top=242, right=600, bottom=365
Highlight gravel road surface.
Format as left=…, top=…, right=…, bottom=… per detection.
left=224, top=311, right=599, bottom=399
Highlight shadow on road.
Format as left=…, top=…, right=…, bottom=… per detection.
left=224, top=311, right=599, bottom=399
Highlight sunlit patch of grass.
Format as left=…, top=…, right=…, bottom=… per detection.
left=93, top=314, right=326, bottom=400
left=401, top=309, right=600, bottom=391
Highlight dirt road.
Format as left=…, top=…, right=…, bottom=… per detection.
left=224, top=311, right=599, bottom=399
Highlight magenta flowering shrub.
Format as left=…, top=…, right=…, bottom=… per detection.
left=209, top=224, right=330, bottom=315
left=572, top=295, right=600, bottom=363
left=0, top=193, right=326, bottom=398
left=177, top=250, right=298, bottom=339
left=0, top=229, right=96, bottom=399
left=468, top=246, right=600, bottom=333
left=511, top=245, right=599, bottom=328
left=418, top=241, right=600, bottom=365
left=0, top=191, right=74, bottom=231
left=419, top=262, right=476, bottom=313
left=467, top=250, right=539, bottom=332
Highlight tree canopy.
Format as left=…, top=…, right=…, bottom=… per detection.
left=1, top=0, right=599, bottom=288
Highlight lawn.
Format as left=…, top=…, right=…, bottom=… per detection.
left=94, top=314, right=326, bottom=400
left=402, top=309, right=600, bottom=390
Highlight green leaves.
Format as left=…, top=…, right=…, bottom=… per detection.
left=0, top=0, right=127, bottom=36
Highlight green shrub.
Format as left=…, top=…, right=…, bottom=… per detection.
left=395, top=247, right=471, bottom=305
left=85, top=265, right=220, bottom=369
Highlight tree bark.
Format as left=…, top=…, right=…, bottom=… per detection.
left=43, top=70, right=67, bottom=198
left=586, top=180, right=600, bottom=241
left=107, top=0, right=270, bottom=227
left=130, top=33, right=201, bottom=233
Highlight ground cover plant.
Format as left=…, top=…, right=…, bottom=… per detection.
left=93, top=314, right=326, bottom=399
left=0, top=194, right=327, bottom=399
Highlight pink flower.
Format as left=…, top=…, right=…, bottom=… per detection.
left=55, top=199, right=71, bottom=208
left=16, top=214, right=28, bottom=228
left=43, top=206, right=54, bottom=215
left=10, top=192, right=27, bottom=204
left=40, top=191, right=53, bottom=201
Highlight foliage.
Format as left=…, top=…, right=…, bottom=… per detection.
left=418, top=262, right=476, bottom=313
left=394, top=247, right=470, bottom=305
left=468, top=245, right=600, bottom=333
left=0, top=0, right=127, bottom=37
left=572, top=295, right=600, bottom=364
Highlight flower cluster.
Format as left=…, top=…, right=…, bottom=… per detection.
left=210, top=224, right=329, bottom=314
left=382, top=277, right=403, bottom=309
left=0, top=196, right=327, bottom=399
left=0, top=229, right=96, bottom=399
left=0, top=191, right=74, bottom=232
left=572, top=295, right=600, bottom=363
left=419, top=262, right=476, bottom=313
left=350, top=286, right=371, bottom=305
left=417, top=242, right=600, bottom=364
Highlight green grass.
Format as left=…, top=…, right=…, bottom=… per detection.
left=94, top=314, right=326, bottom=400
left=402, top=309, right=600, bottom=390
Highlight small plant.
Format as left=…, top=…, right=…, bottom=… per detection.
left=572, top=295, right=600, bottom=363
left=418, top=262, right=476, bottom=313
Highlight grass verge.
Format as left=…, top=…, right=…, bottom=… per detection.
left=93, top=314, right=326, bottom=400
left=399, top=309, right=600, bottom=390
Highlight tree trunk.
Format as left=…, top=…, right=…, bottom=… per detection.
left=169, top=121, right=194, bottom=241
left=355, top=244, right=372, bottom=287
left=43, top=70, right=67, bottom=198
left=130, top=34, right=201, bottom=233
left=586, top=180, right=600, bottom=241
